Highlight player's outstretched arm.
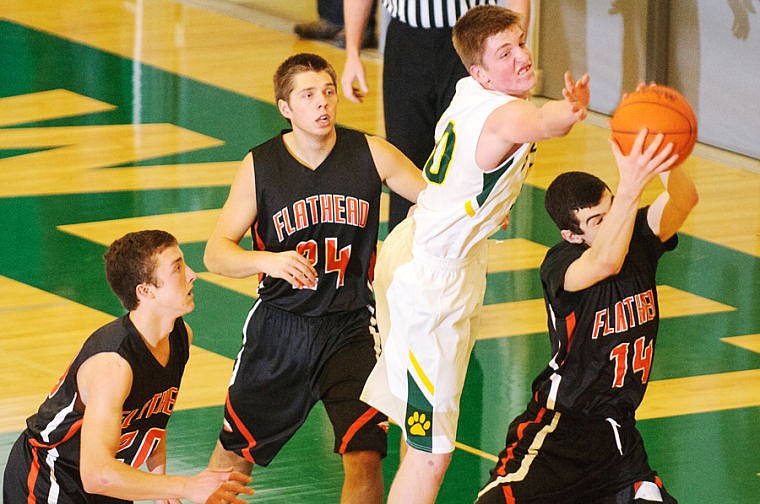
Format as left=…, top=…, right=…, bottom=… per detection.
left=535, top=71, right=590, bottom=138
left=477, top=72, right=589, bottom=170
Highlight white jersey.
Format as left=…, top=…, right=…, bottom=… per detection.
left=414, top=76, right=536, bottom=259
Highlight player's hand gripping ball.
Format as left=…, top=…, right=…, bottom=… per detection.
left=610, top=83, right=698, bottom=167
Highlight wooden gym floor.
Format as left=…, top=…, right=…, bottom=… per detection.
left=1, top=0, right=759, bottom=502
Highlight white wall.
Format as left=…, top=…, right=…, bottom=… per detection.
left=537, top=0, right=760, bottom=160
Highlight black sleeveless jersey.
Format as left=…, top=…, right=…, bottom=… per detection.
left=533, top=208, right=677, bottom=419
left=251, top=127, right=382, bottom=316
left=24, top=315, right=189, bottom=477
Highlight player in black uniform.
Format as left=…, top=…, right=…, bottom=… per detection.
left=476, top=127, right=698, bottom=504
left=3, top=230, right=253, bottom=503
left=204, top=53, right=425, bottom=503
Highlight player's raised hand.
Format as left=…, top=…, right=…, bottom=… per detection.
left=610, top=128, right=678, bottom=195
left=562, top=71, right=590, bottom=120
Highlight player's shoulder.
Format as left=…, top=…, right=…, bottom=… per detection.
left=84, top=316, right=130, bottom=351
left=364, top=133, right=400, bottom=158
left=540, top=241, right=583, bottom=278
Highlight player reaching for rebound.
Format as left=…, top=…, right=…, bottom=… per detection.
left=360, top=5, right=590, bottom=504
left=476, top=127, right=698, bottom=503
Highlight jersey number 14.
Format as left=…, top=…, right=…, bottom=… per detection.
left=609, top=336, right=653, bottom=388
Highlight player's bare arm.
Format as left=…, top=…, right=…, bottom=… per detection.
left=563, top=130, right=678, bottom=292
left=77, top=353, right=253, bottom=503
left=507, top=0, right=532, bottom=33
left=476, top=72, right=589, bottom=171
left=646, top=165, right=699, bottom=242
left=146, top=439, right=179, bottom=504
left=531, top=71, right=589, bottom=138
left=204, top=152, right=317, bottom=288
left=78, top=352, right=153, bottom=499
left=340, top=0, right=375, bottom=102
left=366, top=135, right=426, bottom=203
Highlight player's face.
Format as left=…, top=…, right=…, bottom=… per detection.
left=279, top=70, right=338, bottom=136
left=476, top=25, right=535, bottom=97
left=572, top=190, right=614, bottom=246
left=150, top=245, right=197, bottom=316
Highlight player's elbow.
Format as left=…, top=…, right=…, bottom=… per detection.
left=203, top=239, right=224, bottom=274
left=685, top=186, right=699, bottom=211
left=594, top=255, right=625, bottom=279
left=670, top=185, right=699, bottom=220
left=80, top=464, right=119, bottom=496
left=203, top=246, right=218, bottom=273
left=599, top=262, right=623, bottom=280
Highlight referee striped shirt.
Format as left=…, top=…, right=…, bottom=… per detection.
left=382, top=0, right=498, bottom=28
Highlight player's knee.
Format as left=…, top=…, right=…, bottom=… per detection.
left=209, top=441, right=253, bottom=475
left=405, top=447, right=452, bottom=479
left=343, top=450, right=382, bottom=475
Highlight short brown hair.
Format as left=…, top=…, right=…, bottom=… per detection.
left=453, top=5, right=524, bottom=69
left=273, top=53, right=337, bottom=103
left=104, top=230, right=178, bottom=311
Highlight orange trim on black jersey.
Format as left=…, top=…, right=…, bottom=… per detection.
left=564, top=311, right=577, bottom=361
left=26, top=444, right=40, bottom=504
left=27, top=418, right=83, bottom=450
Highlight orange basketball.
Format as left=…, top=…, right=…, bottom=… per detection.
left=610, top=84, right=697, bottom=166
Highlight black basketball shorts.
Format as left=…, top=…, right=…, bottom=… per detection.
left=475, top=403, right=677, bottom=503
left=218, top=300, right=388, bottom=466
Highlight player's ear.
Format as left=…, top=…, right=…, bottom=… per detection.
left=470, top=64, right=488, bottom=87
left=136, top=283, right=153, bottom=300
left=560, top=229, right=584, bottom=244
left=278, top=98, right=292, bottom=120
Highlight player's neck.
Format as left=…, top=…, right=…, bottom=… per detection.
left=284, top=129, right=336, bottom=170
left=129, top=310, right=174, bottom=348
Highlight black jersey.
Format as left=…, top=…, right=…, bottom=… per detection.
left=14, top=315, right=189, bottom=502
left=533, top=208, right=677, bottom=419
left=251, top=127, right=382, bottom=316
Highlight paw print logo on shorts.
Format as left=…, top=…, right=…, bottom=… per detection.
left=407, top=411, right=431, bottom=436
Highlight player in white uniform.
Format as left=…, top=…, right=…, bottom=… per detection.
left=360, top=5, right=591, bottom=504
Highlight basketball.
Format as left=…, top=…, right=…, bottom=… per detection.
left=609, top=84, right=698, bottom=165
